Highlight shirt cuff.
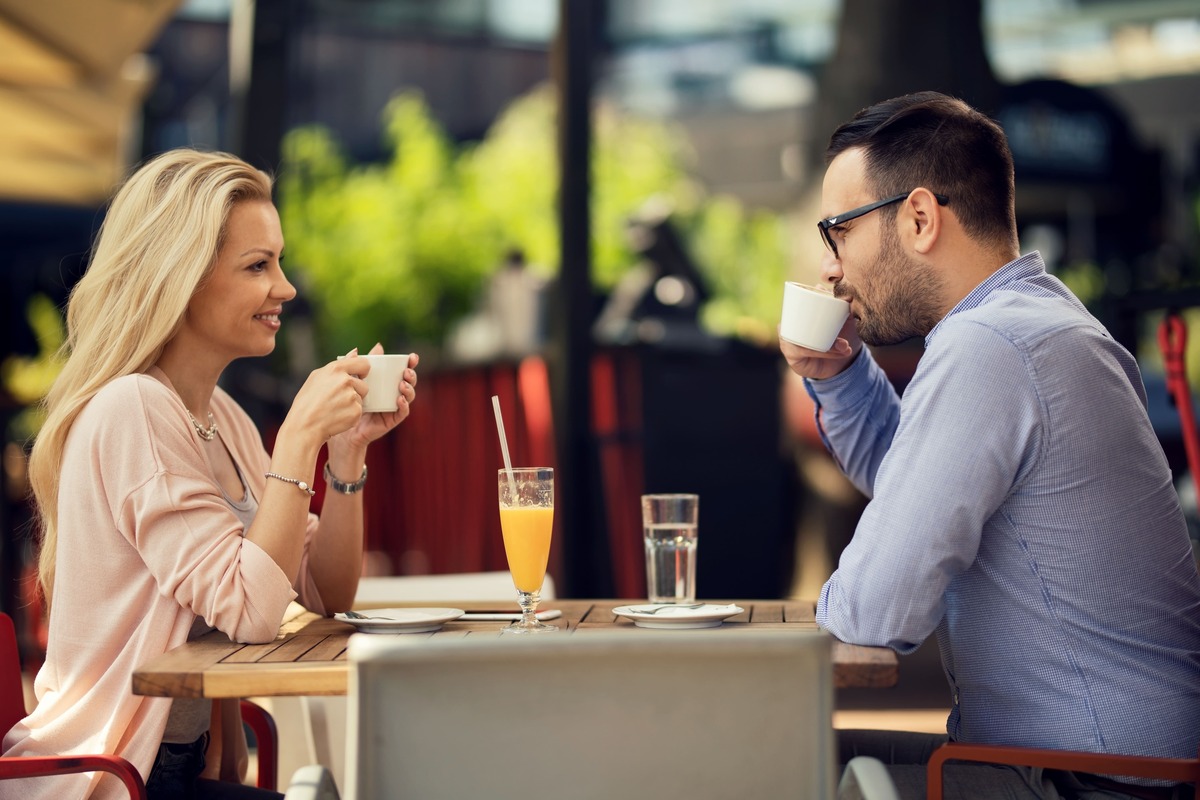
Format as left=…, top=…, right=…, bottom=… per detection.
left=803, top=347, right=881, bottom=414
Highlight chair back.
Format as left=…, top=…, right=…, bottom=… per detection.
left=352, top=570, right=555, bottom=606
left=0, top=613, right=28, bottom=738
left=270, top=572, right=555, bottom=791
left=346, top=630, right=835, bottom=800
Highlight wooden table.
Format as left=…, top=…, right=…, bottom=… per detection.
left=132, top=600, right=897, bottom=699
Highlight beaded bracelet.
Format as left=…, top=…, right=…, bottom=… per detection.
left=265, top=471, right=316, bottom=497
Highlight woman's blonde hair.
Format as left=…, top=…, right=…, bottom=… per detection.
left=28, top=149, right=273, bottom=609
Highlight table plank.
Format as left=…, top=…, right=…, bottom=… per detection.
left=832, top=642, right=898, bottom=689
left=222, top=642, right=285, bottom=664
left=204, top=662, right=348, bottom=698
left=783, top=602, right=816, bottom=623
left=260, top=635, right=327, bottom=664
left=132, top=599, right=898, bottom=697
left=751, top=603, right=783, bottom=623
left=304, top=636, right=350, bottom=661
left=131, top=635, right=236, bottom=699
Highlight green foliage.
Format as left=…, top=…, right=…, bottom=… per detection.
left=685, top=196, right=790, bottom=344
left=1, top=293, right=64, bottom=439
left=278, top=86, right=789, bottom=353
left=278, top=93, right=488, bottom=354
left=1054, top=260, right=1106, bottom=307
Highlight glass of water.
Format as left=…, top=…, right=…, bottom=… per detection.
left=641, top=493, right=699, bottom=604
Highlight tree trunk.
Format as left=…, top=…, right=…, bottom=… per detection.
left=808, top=0, right=1002, bottom=176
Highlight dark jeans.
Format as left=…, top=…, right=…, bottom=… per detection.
left=147, top=733, right=283, bottom=800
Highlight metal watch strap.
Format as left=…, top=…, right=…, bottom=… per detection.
left=323, top=463, right=368, bottom=494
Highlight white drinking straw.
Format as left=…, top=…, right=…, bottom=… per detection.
left=492, top=395, right=518, bottom=497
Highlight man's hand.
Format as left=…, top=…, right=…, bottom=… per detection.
left=779, top=315, right=862, bottom=380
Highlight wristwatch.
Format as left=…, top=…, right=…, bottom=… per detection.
left=323, top=463, right=368, bottom=494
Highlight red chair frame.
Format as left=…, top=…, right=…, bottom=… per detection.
left=927, top=741, right=1200, bottom=799
left=0, top=755, right=147, bottom=798
left=1, top=612, right=277, bottom=795
left=239, top=699, right=277, bottom=790
left=0, top=612, right=146, bottom=798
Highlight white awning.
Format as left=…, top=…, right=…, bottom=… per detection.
left=0, top=0, right=182, bottom=205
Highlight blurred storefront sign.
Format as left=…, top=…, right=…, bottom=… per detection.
left=1002, top=103, right=1111, bottom=179
left=997, top=78, right=1151, bottom=217
left=996, top=78, right=1162, bottom=298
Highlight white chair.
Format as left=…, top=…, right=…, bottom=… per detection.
left=265, top=570, right=551, bottom=792
left=345, top=630, right=836, bottom=800
left=282, top=749, right=902, bottom=800
left=282, top=764, right=340, bottom=800
left=283, top=751, right=900, bottom=800
left=840, top=756, right=902, bottom=800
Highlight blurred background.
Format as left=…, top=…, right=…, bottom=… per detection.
left=2, top=1, right=1199, bottom=699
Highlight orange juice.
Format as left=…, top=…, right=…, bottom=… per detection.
left=500, top=506, right=553, bottom=593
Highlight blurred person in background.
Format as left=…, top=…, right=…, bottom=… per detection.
left=781, top=92, right=1200, bottom=800
left=2, top=149, right=419, bottom=800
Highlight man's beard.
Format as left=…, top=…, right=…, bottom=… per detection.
left=838, top=225, right=945, bottom=347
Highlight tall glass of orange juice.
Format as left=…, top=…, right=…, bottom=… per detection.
left=498, top=467, right=556, bottom=634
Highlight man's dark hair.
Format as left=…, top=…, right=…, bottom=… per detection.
left=827, top=91, right=1017, bottom=250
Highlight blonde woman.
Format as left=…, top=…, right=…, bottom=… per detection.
left=2, top=149, right=418, bottom=800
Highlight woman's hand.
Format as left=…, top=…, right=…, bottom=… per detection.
left=302, top=340, right=420, bottom=609
left=279, top=351, right=373, bottom=452
left=330, top=344, right=419, bottom=452
left=314, top=345, right=419, bottom=610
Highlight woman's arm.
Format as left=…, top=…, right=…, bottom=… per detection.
left=305, top=445, right=368, bottom=612
left=242, top=356, right=369, bottom=586
left=296, top=349, right=419, bottom=612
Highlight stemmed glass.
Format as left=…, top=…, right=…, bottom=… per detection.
left=497, top=467, right=556, bottom=634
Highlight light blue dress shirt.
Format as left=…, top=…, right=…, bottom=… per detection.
left=810, top=252, right=1200, bottom=758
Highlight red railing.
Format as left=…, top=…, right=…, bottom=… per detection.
left=337, top=351, right=649, bottom=597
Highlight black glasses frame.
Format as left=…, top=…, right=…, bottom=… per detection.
left=817, top=191, right=949, bottom=258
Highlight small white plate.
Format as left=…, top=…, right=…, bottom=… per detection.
left=611, top=603, right=744, bottom=629
left=334, top=608, right=464, bottom=634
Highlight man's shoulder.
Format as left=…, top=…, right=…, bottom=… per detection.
left=947, top=286, right=1102, bottom=349
left=931, top=286, right=1140, bottom=399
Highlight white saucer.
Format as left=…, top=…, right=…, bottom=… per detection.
left=611, top=603, right=744, bottom=629
left=334, top=608, right=464, bottom=634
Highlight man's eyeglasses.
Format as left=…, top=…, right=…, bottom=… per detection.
left=817, top=191, right=949, bottom=259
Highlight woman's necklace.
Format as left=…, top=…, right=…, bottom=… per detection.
left=188, top=410, right=218, bottom=441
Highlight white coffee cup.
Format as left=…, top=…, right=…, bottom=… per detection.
left=339, top=353, right=409, bottom=412
left=779, top=281, right=850, bottom=352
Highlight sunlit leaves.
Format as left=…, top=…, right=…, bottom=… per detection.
left=278, top=86, right=789, bottom=354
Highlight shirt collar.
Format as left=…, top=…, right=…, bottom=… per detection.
left=924, top=251, right=1047, bottom=347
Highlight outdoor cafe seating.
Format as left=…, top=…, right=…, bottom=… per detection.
left=279, top=629, right=902, bottom=800
left=0, top=612, right=280, bottom=796
left=253, top=571, right=558, bottom=790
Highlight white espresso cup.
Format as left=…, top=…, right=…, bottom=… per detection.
left=779, top=281, right=850, bottom=352
left=339, top=353, right=409, bottom=412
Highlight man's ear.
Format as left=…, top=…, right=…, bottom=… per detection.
left=904, top=188, right=943, bottom=255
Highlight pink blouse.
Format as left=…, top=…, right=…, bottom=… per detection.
left=2, top=368, right=326, bottom=799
